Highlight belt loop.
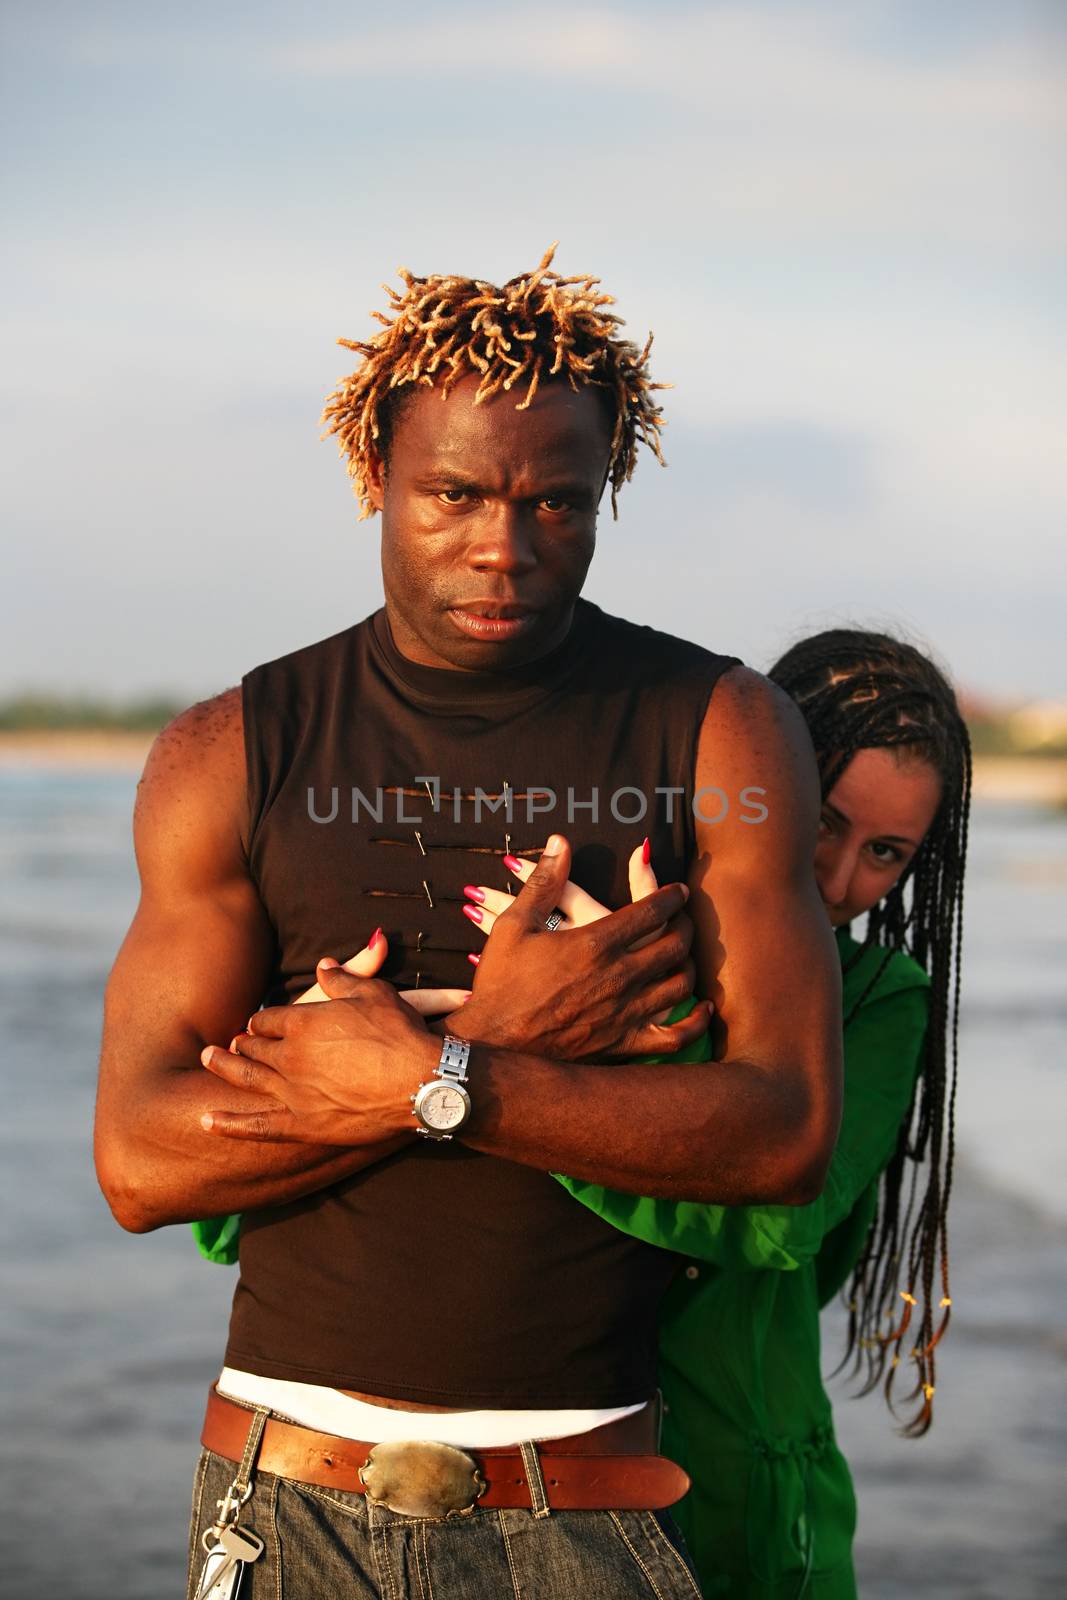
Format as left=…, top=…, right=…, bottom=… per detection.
left=519, top=1441, right=552, bottom=1519
left=235, top=1406, right=270, bottom=1496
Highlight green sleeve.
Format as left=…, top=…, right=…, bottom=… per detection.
left=815, top=1186, right=878, bottom=1308
left=554, top=984, right=928, bottom=1273
left=815, top=983, right=928, bottom=1236
left=814, top=982, right=929, bottom=1304
left=190, top=1213, right=241, bottom=1265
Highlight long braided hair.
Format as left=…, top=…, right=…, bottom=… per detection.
left=320, top=243, right=669, bottom=520
left=769, top=629, right=972, bottom=1435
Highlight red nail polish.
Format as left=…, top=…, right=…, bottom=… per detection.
left=462, top=903, right=484, bottom=925
left=642, top=836, right=650, bottom=866
left=503, top=854, right=523, bottom=874
left=369, top=926, right=383, bottom=950
left=468, top=952, right=481, bottom=966
left=463, top=885, right=485, bottom=903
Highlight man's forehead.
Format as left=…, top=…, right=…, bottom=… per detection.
left=397, top=376, right=612, bottom=467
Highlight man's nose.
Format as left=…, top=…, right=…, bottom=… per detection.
left=466, top=504, right=539, bottom=574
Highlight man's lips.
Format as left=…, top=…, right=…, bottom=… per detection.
left=447, top=601, right=541, bottom=640
left=450, top=601, right=536, bottom=619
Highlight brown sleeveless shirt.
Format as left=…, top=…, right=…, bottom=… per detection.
left=225, top=599, right=740, bottom=1406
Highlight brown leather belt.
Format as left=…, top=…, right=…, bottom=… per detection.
left=202, top=1387, right=690, bottom=1512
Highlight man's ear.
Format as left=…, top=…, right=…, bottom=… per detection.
left=366, top=451, right=386, bottom=512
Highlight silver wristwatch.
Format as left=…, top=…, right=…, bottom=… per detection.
left=411, top=1035, right=472, bottom=1141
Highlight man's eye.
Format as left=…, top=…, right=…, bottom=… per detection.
left=438, top=490, right=473, bottom=505
left=538, top=497, right=571, bottom=513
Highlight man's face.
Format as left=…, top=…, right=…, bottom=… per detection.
left=369, top=375, right=613, bottom=670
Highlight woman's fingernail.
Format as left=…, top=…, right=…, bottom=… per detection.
left=200, top=1113, right=214, bottom=1131
left=200, top=1046, right=214, bottom=1067
left=228, top=1036, right=241, bottom=1054
left=468, top=952, right=481, bottom=966
left=462, top=904, right=484, bottom=925
left=463, top=885, right=486, bottom=903
left=642, top=836, right=651, bottom=866
left=318, top=956, right=340, bottom=971
left=503, top=854, right=523, bottom=874
left=461, top=994, right=472, bottom=1004
left=368, top=927, right=383, bottom=950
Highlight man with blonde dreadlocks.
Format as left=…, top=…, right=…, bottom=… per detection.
left=96, top=245, right=842, bottom=1599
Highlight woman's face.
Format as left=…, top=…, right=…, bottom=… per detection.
left=815, top=747, right=942, bottom=928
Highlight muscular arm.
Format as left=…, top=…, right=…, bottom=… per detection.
left=459, top=668, right=842, bottom=1204
left=93, top=688, right=408, bottom=1234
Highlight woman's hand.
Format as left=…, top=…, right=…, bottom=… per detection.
left=456, top=833, right=709, bottom=1062
left=289, top=934, right=468, bottom=1016
left=462, top=839, right=660, bottom=942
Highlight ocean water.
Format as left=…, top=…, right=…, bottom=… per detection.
left=1, top=768, right=1064, bottom=1598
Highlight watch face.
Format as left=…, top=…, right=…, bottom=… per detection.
left=420, top=1082, right=470, bottom=1131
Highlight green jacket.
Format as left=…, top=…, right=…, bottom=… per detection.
left=556, top=932, right=930, bottom=1598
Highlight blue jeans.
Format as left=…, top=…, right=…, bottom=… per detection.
left=187, top=1446, right=704, bottom=1598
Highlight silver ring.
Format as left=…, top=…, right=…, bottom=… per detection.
left=544, top=909, right=565, bottom=931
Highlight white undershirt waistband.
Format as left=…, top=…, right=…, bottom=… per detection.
left=217, top=1368, right=646, bottom=1449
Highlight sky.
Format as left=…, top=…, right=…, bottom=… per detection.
left=2, top=0, right=1064, bottom=704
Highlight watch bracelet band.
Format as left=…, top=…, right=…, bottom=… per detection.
left=437, top=1034, right=470, bottom=1086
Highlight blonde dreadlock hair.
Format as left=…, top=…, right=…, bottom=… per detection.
left=320, top=243, right=669, bottom=520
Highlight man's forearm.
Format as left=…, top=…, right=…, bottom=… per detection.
left=461, top=1048, right=831, bottom=1206
left=96, top=1064, right=411, bottom=1232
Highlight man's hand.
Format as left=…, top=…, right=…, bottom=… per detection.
left=456, top=834, right=709, bottom=1061
left=200, top=965, right=440, bottom=1144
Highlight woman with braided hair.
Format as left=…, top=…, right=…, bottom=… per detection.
left=461, top=626, right=971, bottom=1597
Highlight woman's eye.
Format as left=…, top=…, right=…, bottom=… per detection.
left=817, top=813, right=833, bottom=836
left=869, top=841, right=902, bottom=865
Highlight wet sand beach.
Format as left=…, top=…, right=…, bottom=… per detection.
left=1, top=767, right=1064, bottom=1598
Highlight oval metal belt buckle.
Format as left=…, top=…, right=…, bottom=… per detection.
left=359, top=1440, right=488, bottom=1519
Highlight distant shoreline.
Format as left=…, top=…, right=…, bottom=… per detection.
left=1, top=731, right=1066, bottom=806
left=969, top=757, right=1067, bottom=806
left=0, top=730, right=155, bottom=770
